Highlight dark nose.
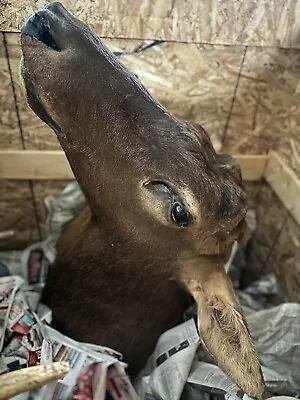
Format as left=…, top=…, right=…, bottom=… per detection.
left=21, top=3, right=72, bottom=51
left=21, top=10, right=60, bottom=51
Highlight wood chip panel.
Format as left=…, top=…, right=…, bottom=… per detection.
left=0, top=33, right=22, bottom=148
left=2, top=0, right=300, bottom=49
left=95, top=39, right=244, bottom=149
left=5, top=33, right=61, bottom=150
left=264, top=151, right=300, bottom=226
left=224, top=47, right=300, bottom=177
left=5, top=34, right=244, bottom=151
left=0, top=34, right=40, bottom=250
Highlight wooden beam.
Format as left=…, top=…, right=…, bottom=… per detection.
left=264, top=151, right=300, bottom=226
left=0, top=150, right=268, bottom=181
left=0, top=150, right=74, bottom=180
left=234, top=154, right=269, bottom=181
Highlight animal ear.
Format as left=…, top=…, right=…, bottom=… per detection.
left=197, top=290, right=265, bottom=399
left=180, top=263, right=265, bottom=399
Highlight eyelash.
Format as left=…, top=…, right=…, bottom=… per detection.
left=158, top=183, right=190, bottom=227
left=144, top=180, right=192, bottom=227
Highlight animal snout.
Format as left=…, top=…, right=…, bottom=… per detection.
left=21, top=2, right=72, bottom=52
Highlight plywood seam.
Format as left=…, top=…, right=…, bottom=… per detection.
left=2, top=32, right=25, bottom=148
left=4, top=30, right=300, bottom=50
left=221, top=46, right=248, bottom=144
left=3, top=32, right=42, bottom=240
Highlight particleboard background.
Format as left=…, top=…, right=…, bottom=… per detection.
left=1, top=0, right=300, bottom=300
left=2, top=0, right=300, bottom=49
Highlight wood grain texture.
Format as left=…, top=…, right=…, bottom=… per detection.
left=264, top=151, right=300, bottom=226
left=2, top=0, right=300, bottom=49
left=224, top=47, right=300, bottom=177
left=107, top=39, right=244, bottom=149
left=0, top=151, right=74, bottom=179
left=4, top=37, right=300, bottom=177
left=0, top=150, right=268, bottom=181
left=5, top=35, right=244, bottom=150
left=0, top=34, right=40, bottom=250
left=5, top=33, right=61, bottom=150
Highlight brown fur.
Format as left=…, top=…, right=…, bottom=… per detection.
left=20, top=3, right=265, bottom=398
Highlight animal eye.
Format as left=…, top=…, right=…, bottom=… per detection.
left=171, top=202, right=189, bottom=227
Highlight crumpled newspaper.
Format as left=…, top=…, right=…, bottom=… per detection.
left=0, top=182, right=299, bottom=400
left=0, top=276, right=138, bottom=400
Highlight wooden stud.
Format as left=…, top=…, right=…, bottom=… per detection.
left=0, top=150, right=74, bottom=180
left=264, top=151, right=300, bottom=226
left=0, top=150, right=269, bottom=181
left=234, top=154, right=269, bottom=181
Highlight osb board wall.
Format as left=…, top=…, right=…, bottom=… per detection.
left=0, top=32, right=67, bottom=249
left=0, top=33, right=38, bottom=249
left=244, top=182, right=300, bottom=303
left=2, top=0, right=300, bottom=49
left=223, top=47, right=300, bottom=174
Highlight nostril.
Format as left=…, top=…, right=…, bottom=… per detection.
left=22, top=11, right=61, bottom=51
left=38, top=24, right=60, bottom=51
